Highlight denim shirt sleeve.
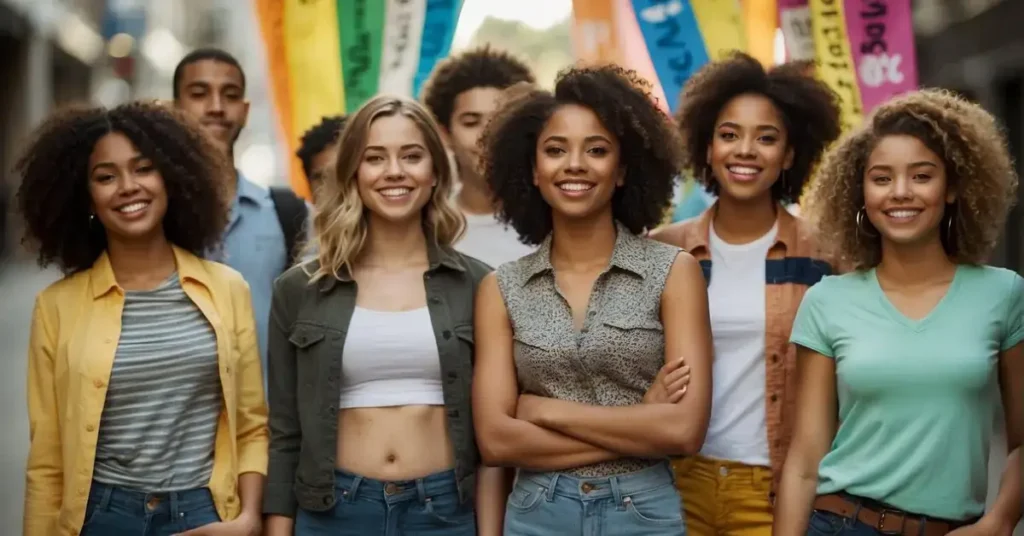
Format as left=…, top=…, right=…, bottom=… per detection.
left=263, top=269, right=304, bottom=517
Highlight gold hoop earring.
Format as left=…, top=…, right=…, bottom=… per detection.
left=856, top=207, right=877, bottom=237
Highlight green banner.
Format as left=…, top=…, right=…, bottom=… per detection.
left=338, top=0, right=385, bottom=113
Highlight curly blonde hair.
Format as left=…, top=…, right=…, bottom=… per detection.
left=309, top=95, right=465, bottom=282
left=803, top=89, right=1018, bottom=270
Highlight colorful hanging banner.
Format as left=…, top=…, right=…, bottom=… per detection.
left=337, top=0, right=385, bottom=113
left=808, top=0, right=862, bottom=132
left=612, top=0, right=668, bottom=112
left=571, top=0, right=621, bottom=65
left=630, top=0, right=746, bottom=112
left=253, top=0, right=464, bottom=197
left=844, top=0, right=918, bottom=114
left=778, top=0, right=814, bottom=61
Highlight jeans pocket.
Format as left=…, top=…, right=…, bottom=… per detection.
left=506, top=484, right=545, bottom=514
left=179, top=502, right=222, bottom=531
left=422, top=492, right=474, bottom=526
left=623, top=488, right=685, bottom=527
left=807, top=510, right=848, bottom=536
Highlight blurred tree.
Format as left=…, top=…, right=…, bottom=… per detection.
left=466, top=17, right=574, bottom=87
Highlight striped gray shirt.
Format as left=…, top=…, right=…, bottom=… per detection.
left=93, top=273, right=222, bottom=491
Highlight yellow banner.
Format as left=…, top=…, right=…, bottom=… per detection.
left=743, top=0, right=777, bottom=66
left=690, top=0, right=747, bottom=61
left=283, top=0, right=346, bottom=145
left=571, top=0, right=620, bottom=64
left=809, top=0, right=862, bottom=131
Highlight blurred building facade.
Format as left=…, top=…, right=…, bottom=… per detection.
left=915, top=0, right=1024, bottom=273
left=0, top=0, right=281, bottom=261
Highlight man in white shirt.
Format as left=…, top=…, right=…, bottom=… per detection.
left=421, top=46, right=537, bottom=268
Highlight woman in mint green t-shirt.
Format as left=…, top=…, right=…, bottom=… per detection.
left=773, top=90, right=1024, bottom=535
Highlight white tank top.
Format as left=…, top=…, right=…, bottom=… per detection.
left=338, top=306, right=444, bottom=409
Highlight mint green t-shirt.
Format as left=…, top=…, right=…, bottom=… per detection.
left=790, top=265, right=1024, bottom=520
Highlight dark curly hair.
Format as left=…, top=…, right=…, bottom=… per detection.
left=482, top=65, right=683, bottom=244
left=16, top=101, right=231, bottom=274
left=803, top=89, right=1018, bottom=269
left=296, top=114, right=347, bottom=179
left=420, top=45, right=535, bottom=130
left=677, top=52, right=841, bottom=203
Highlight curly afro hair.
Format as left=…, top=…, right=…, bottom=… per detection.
left=296, top=114, right=347, bottom=179
left=803, top=89, right=1018, bottom=269
left=420, top=45, right=535, bottom=130
left=677, top=52, right=841, bottom=203
left=482, top=65, right=683, bottom=245
left=16, top=101, right=232, bottom=274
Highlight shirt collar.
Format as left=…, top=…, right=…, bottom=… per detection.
left=687, top=201, right=799, bottom=255
left=317, top=239, right=467, bottom=292
left=89, top=245, right=212, bottom=299
left=520, top=221, right=648, bottom=285
left=235, top=173, right=273, bottom=208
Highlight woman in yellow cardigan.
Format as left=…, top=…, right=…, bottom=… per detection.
left=16, top=102, right=268, bottom=536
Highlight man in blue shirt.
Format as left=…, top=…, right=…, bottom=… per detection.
left=173, top=48, right=311, bottom=378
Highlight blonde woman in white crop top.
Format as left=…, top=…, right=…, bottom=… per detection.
left=263, top=96, right=501, bottom=536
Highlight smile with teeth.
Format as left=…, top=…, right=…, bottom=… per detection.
left=116, top=201, right=150, bottom=214
left=557, top=181, right=595, bottom=192
left=378, top=187, right=412, bottom=198
left=884, top=209, right=922, bottom=219
left=727, top=165, right=761, bottom=176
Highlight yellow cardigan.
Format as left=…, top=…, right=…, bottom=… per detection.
left=23, top=246, right=268, bottom=536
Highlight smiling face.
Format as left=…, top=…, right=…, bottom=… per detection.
left=175, top=59, right=249, bottom=152
left=88, top=132, right=169, bottom=244
left=707, top=93, right=794, bottom=203
left=863, top=134, right=955, bottom=249
left=356, top=114, right=436, bottom=226
left=533, top=103, right=623, bottom=221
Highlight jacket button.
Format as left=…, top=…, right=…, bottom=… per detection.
left=770, top=394, right=778, bottom=402
left=771, top=354, right=779, bottom=363
left=443, top=330, right=452, bottom=340
left=322, top=495, right=333, bottom=506
left=429, top=297, right=440, bottom=305
left=93, top=379, right=104, bottom=388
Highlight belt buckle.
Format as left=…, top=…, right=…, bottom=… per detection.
left=877, top=509, right=905, bottom=535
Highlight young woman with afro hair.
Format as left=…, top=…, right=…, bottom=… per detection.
left=17, top=102, right=268, bottom=536
left=648, top=52, right=842, bottom=534
left=472, top=64, right=713, bottom=535
left=775, top=90, right=1023, bottom=534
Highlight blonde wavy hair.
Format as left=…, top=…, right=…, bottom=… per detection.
left=803, top=89, right=1018, bottom=270
left=309, top=95, right=465, bottom=282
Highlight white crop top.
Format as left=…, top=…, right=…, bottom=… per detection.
left=339, top=306, right=444, bottom=409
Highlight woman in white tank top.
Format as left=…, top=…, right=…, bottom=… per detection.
left=263, top=96, right=501, bottom=536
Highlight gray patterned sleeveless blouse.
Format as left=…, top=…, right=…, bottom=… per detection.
left=495, top=223, right=682, bottom=477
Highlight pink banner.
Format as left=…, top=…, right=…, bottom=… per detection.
left=844, top=0, right=918, bottom=114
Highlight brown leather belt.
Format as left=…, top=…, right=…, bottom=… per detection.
left=813, top=494, right=973, bottom=536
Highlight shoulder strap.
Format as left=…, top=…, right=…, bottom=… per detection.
left=269, top=187, right=309, bottom=267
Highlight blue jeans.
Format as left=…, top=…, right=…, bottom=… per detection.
left=80, top=481, right=221, bottom=536
left=807, top=510, right=885, bottom=536
left=504, top=462, right=686, bottom=536
left=295, top=468, right=475, bottom=535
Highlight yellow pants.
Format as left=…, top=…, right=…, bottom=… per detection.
left=671, top=455, right=773, bottom=536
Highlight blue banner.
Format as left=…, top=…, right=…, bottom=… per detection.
left=630, top=0, right=709, bottom=112
left=413, top=0, right=464, bottom=98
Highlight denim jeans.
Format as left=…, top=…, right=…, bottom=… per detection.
left=295, top=468, right=475, bottom=536
left=504, top=462, right=686, bottom=536
left=80, top=481, right=221, bottom=536
left=806, top=510, right=886, bottom=536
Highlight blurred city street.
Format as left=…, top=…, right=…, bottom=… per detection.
left=0, top=260, right=58, bottom=535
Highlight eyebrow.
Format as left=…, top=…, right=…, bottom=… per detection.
left=542, top=135, right=613, bottom=144
left=867, top=161, right=938, bottom=173
left=90, top=154, right=148, bottom=174
left=717, top=121, right=781, bottom=132
left=185, top=81, right=242, bottom=92
left=364, top=144, right=426, bottom=151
